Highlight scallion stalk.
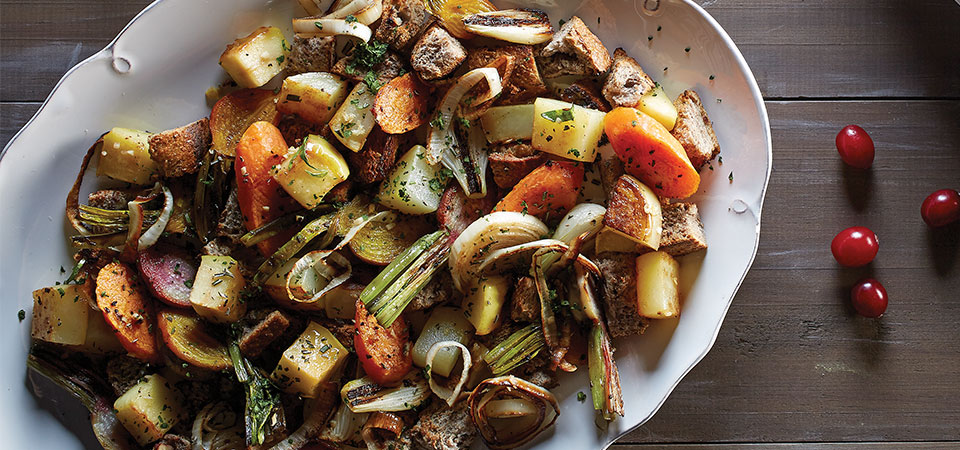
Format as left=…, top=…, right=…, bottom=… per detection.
left=483, top=324, right=545, bottom=376
left=251, top=214, right=334, bottom=286
left=360, top=230, right=450, bottom=328
left=229, top=343, right=286, bottom=446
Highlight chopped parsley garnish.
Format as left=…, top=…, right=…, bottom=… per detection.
left=314, top=21, right=323, bottom=30
left=577, top=391, right=587, bottom=402
left=18, top=310, right=25, bottom=322
left=285, top=94, right=301, bottom=102
left=540, top=107, right=575, bottom=123
left=345, top=15, right=358, bottom=23
left=336, top=122, right=356, bottom=139
left=729, top=172, right=734, bottom=183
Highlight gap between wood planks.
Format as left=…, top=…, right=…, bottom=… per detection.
left=611, top=442, right=960, bottom=448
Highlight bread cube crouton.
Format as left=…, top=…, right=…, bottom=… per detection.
left=659, top=202, right=708, bottom=256
left=596, top=254, right=649, bottom=338
left=488, top=141, right=547, bottom=190
left=509, top=275, right=540, bottom=323
left=348, top=127, right=402, bottom=184
left=239, top=310, right=292, bottom=358
left=286, top=35, right=336, bottom=75
left=375, top=0, right=434, bottom=50
left=538, top=16, right=612, bottom=78
left=467, top=45, right=547, bottom=104
left=148, top=118, right=211, bottom=178
left=671, top=89, right=721, bottom=170
left=410, top=401, right=479, bottom=450
left=410, top=24, right=467, bottom=80
left=331, top=51, right=407, bottom=84
left=561, top=79, right=611, bottom=112
left=602, top=48, right=656, bottom=108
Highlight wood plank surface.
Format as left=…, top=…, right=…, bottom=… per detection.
left=1, top=0, right=959, bottom=104
left=622, top=100, right=960, bottom=444
left=2, top=0, right=959, bottom=447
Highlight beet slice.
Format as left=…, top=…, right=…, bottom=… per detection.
left=137, top=245, right=197, bottom=307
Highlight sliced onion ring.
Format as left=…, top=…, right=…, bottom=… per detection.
left=483, top=398, right=538, bottom=418
left=426, top=67, right=502, bottom=166
left=138, top=184, right=173, bottom=249
left=468, top=376, right=559, bottom=450
left=293, top=18, right=373, bottom=41
left=66, top=136, right=105, bottom=235
left=360, top=412, right=404, bottom=450
left=283, top=211, right=391, bottom=307
left=425, top=340, right=472, bottom=406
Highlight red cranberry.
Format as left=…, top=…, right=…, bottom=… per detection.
left=920, top=189, right=960, bottom=228
left=831, top=226, right=879, bottom=267
left=851, top=278, right=888, bottom=318
left=836, top=125, right=875, bottom=169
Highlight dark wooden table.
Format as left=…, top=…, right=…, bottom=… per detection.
left=2, top=0, right=959, bottom=448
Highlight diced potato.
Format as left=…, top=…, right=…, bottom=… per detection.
left=464, top=276, right=509, bottom=335
left=602, top=174, right=662, bottom=250
left=71, top=310, right=126, bottom=355
left=329, top=82, right=377, bottom=152
left=635, top=251, right=680, bottom=319
left=113, top=374, right=185, bottom=446
left=323, top=282, right=364, bottom=319
left=277, top=72, right=350, bottom=125
left=271, top=321, right=349, bottom=398
left=31, top=285, right=90, bottom=345
left=411, top=306, right=472, bottom=378
left=188, top=255, right=246, bottom=323
left=97, top=128, right=158, bottom=185
left=480, top=104, right=534, bottom=143
left=639, top=85, right=678, bottom=131
left=272, top=135, right=350, bottom=210
left=377, top=145, right=445, bottom=215
left=532, top=98, right=606, bottom=162
left=595, top=226, right=647, bottom=254
left=219, top=26, right=289, bottom=88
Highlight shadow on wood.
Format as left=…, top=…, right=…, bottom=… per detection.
left=926, top=221, right=959, bottom=277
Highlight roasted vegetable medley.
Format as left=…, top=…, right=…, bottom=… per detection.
left=27, top=0, right=723, bottom=448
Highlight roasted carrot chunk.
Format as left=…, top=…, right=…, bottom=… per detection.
left=374, top=73, right=434, bottom=134
left=603, top=107, right=700, bottom=199
left=235, top=121, right=302, bottom=255
left=96, top=262, right=159, bottom=363
left=494, top=160, right=583, bottom=221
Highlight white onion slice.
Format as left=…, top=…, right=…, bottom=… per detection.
left=137, top=185, right=173, bottom=250
left=426, top=67, right=502, bottom=166
left=293, top=18, right=372, bottom=42
left=552, top=203, right=606, bottom=244
left=425, top=340, right=472, bottom=406
left=463, top=9, right=554, bottom=45
left=483, top=398, right=539, bottom=418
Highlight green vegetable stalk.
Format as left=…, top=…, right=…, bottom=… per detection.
left=229, top=343, right=286, bottom=446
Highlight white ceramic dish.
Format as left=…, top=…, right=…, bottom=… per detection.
left=0, top=0, right=771, bottom=448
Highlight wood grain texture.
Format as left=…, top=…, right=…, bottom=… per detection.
left=2, top=0, right=959, bottom=447
left=622, top=101, right=960, bottom=444
left=1, top=0, right=958, bottom=103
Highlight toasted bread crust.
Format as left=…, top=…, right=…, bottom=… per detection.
left=410, top=24, right=467, bottom=80
left=238, top=310, right=291, bottom=358
left=148, top=118, right=211, bottom=178
left=602, top=48, right=656, bottom=108
left=596, top=254, right=649, bottom=338
left=509, top=275, right=540, bottom=323
left=347, top=127, right=401, bottom=185
left=410, top=401, right=478, bottom=450
left=287, top=36, right=336, bottom=75
left=539, top=16, right=611, bottom=77
left=375, top=0, right=434, bottom=50
left=671, top=89, right=720, bottom=170
left=659, top=202, right=708, bottom=256
left=488, top=141, right=547, bottom=190
left=468, top=44, right=547, bottom=104
left=561, top=79, right=611, bottom=112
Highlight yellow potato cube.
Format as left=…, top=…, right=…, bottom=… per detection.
left=97, top=128, right=158, bottom=185
left=532, top=98, right=606, bottom=162
left=329, top=82, right=377, bottom=152
left=480, top=104, right=534, bottom=143
left=114, top=374, right=184, bottom=446
left=71, top=309, right=126, bottom=355
left=219, top=26, right=289, bottom=88
left=272, top=135, right=350, bottom=210
left=31, top=284, right=90, bottom=345
left=411, top=307, right=472, bottom=377
left=639, top=85, right=678, bottom=131
left=464, top=276, right=509, bottom=335
left=635, top=251, right=681, bottom=319
left=189, top=255, right=246, bottom=323
left=272, top=322, right=349, bottom=398
left=277, top=72, right=350, bottom=125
